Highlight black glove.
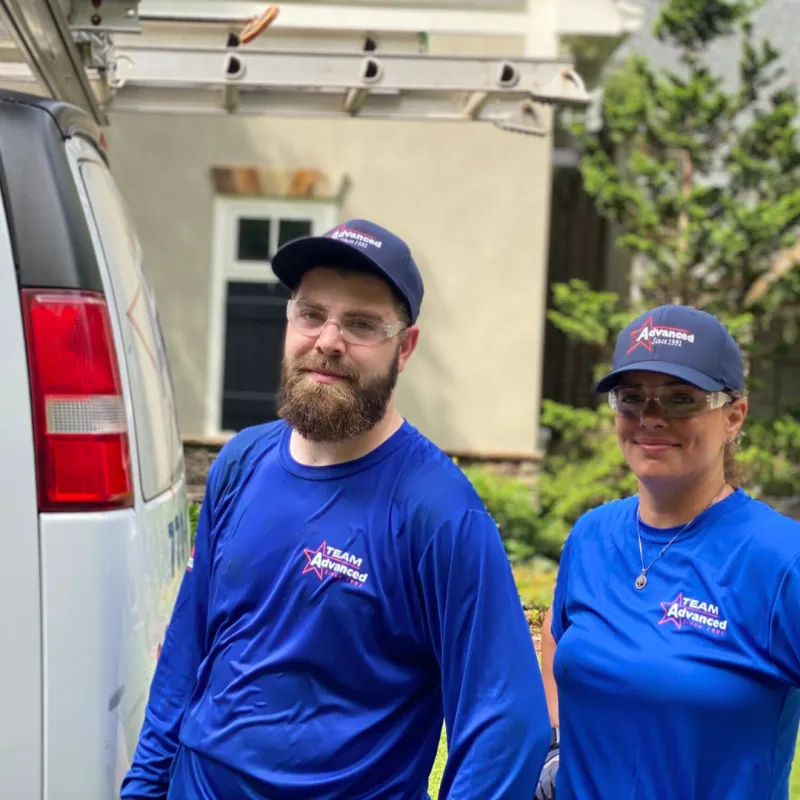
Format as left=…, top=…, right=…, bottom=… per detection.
left=534, top=726, right=559, bottom=800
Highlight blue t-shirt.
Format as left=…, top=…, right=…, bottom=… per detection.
left=121, top=420, right=550, bottom=799
left=551, top=489, right=800, bottom=799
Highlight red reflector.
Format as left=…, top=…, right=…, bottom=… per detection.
left=22, top=290, right=133, bottom=511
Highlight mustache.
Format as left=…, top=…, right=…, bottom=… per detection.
left=291, top=356, right=358, bottom=382
left=278, top=347, right=400, bottom=442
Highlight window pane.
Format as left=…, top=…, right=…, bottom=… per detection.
left=237, top=218, right=272, bottom=261
left=278, top=219, right=313, bottom=249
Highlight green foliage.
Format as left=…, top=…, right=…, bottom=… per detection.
left=576, top=0, right=800, bottom=379
left=459, top=465, right=559, bottom=564
left=512, top=0, right=800, bottom=561
left=512, top=563, right=559, bottom=610
left=652, top=0, right=757, bottom=50
left=536, top=400, right=638, bottom=529
left=570, top=0, right=800, bottom=359
left=189, top=502, right=200, bottom=545
left=469, top=397, right=636, bottom=564
left=739, top=414, right=800, bottom=497
left=546, top=281, right=626, bottom=347
left=458, top=400, right=637, bottom=564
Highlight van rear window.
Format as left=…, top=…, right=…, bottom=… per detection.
left=78, top=160, right=183, bottom=501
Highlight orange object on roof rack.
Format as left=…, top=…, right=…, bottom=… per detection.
left=239, top=5, right=280, bottom=45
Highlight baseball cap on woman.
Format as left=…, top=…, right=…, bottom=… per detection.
left=594, top=305, right=744, bottom=394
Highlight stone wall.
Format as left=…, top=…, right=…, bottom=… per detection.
left=184, top=437, right=229, bottom=502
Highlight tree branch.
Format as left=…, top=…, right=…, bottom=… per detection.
left=674, top=149, right=695, bottom=304
left=744, top=236, right=800, bottom=305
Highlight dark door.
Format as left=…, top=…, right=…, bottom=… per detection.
left=221, top=281, right=291, bottom=431
left=542, top=165, right=609, bottom=408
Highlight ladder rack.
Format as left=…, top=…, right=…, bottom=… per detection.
left=99, top=45, right=588, bottom=134
left=0, top=0, right=107, bottom=122
left=0, top=0, right=591, bottom=133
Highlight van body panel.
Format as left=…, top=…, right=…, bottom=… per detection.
left=0, top=90, right=188, bottom=798
left=0, top=160, right=43, bottom=800
left=61, top=136, right=190, bottom=793
left=39, top=482, right=188, bottom=800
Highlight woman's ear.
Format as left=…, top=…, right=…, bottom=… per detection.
left=725, top=397, right=748, bottom=441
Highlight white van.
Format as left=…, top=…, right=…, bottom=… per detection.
left=0, top=90, right=190, bottom=798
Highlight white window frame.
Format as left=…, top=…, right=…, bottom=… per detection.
left=205, top=196, right=338, bottom=435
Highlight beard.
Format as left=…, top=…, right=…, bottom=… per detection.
left=277, top=348, right=400, bottom=442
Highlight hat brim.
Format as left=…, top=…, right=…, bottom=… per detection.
left=594, top=361, right=726, bottom=393
left=271, top=236, right=411, bottom=317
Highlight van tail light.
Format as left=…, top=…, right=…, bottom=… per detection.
left=21, top=289, right=133, bottom=512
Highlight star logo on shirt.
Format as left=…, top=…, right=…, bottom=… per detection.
left=657, top=592, right=729, bottom=636
left=299, top=540, right=370, bottom=587
left=659, top=592, right=684, bottom=629
left=302, top=540, right=327, bottom=580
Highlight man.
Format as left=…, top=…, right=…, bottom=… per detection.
left=121, top=219, right=551, bottom=799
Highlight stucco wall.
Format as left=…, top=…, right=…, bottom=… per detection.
left=103, top=35, right=555, bottom=454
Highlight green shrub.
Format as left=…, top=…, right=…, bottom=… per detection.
left=527, top=0, right=800, bottom=554
left=459, top=465, right=550, bottom=564
left=458, top=399, right=638, bottom=564
left=185, top=403, right=800, bottom=569
left=739, top=414, right=800, bottom=499
left=188, top=502, right=200, bottom=545
left=459, top=398, right=800, bottom=566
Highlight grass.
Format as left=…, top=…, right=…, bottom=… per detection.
left=427, top=715, right=800, bottom=800
left=427, top=728, right=447, bottom=799
left=510, top=562, right=559, bottom=609
left=424, top=566, right=800, bottom=799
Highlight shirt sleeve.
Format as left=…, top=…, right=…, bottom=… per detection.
left=768, top=551, right=800, bottom=685
left=417, top=509, right=551, bottom=800
left=120, top=478, right=216, bottom=798
left=550, top=529, right=575, bottom=644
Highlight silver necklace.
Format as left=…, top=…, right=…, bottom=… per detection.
left=634, top=482, right=727, bottom=590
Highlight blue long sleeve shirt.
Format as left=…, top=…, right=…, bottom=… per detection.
left=551, top=490, right=800, bottom=799
left=121, top=420, right=550, bottom=799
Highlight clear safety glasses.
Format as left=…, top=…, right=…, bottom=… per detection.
left=608, top=384, right=737, bottom=420
left=286, top=299, right=407, bottom=347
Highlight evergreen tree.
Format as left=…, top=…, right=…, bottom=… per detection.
left=493, top=0, right=800, bottom=563
left=572, top=0, right=800, bottom=357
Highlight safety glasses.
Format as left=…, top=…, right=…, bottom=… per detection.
left=608, top=384, right=737, bottom=420
left=286, top=299, right=406, bottom=347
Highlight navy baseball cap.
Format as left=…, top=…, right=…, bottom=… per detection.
left=271, top=218, right=424, bottom=323
left=595, top=305, right=744, bottom=393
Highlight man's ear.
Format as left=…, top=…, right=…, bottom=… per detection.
left=397, top=326, right=420, bottom=374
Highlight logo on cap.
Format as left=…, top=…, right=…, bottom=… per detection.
left=327, top=226, right=383, bottom=250
left=626, top=316, right=696, bottom=355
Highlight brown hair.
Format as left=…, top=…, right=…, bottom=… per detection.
left=723, top=438, right=746, bottom=488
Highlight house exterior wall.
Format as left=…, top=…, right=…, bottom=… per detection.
left=104, top=28, right=559, bottom=454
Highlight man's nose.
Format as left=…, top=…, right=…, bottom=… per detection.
left=315, top=320, right=346, bottom=355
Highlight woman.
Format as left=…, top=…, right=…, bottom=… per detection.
left=538, top=304, right=800, bottom=800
